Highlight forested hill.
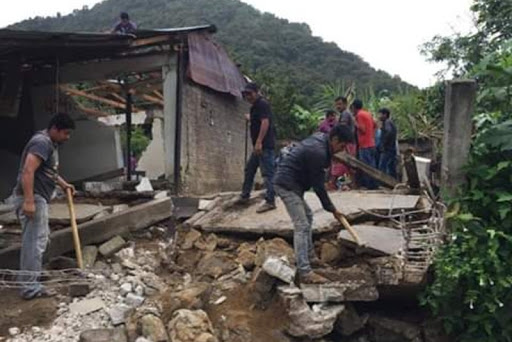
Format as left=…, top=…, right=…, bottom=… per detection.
left=10, top=0, right=410, bottom=97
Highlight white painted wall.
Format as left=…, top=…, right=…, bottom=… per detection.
left=137, top=117, right=165, bottom=180
left=32, top=86, right=124, bottom=182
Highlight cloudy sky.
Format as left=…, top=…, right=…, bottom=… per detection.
left=0, top=0, right=474, bottom=87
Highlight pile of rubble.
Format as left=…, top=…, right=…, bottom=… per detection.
left=3, top=190, right=448, bottom=342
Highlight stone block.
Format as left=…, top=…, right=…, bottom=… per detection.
left=99, top=236, right=126, bottom=257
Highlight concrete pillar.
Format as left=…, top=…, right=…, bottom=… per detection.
left=162, top=54, right=178, bottom=180
left=441, top=79, right=477, bottom=195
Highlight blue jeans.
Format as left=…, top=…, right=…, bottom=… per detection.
left=275, top=185, right=314, bottom=274
left=358, top=147, right=378, bottom=189
left=14, top=194, right=50, bottom=299
left=241, top=149, right=275, bottom=204
left=378, top=150, right=397, bottom=179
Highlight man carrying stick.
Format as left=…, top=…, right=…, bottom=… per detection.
left=274, top=125, right=352, bottom=284
left=12, top=113, right=76, bottom=299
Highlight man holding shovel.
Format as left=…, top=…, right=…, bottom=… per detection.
left=12, top=113, right=76, bottom=299
left=274, top=125, right=353, bottom=284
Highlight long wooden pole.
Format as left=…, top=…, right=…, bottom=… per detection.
left=336, top=215, right=364, bottom=246
left=66, top=188, right=84, bottom=269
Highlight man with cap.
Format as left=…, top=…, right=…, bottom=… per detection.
left=236, top=82, right=277, bottom=213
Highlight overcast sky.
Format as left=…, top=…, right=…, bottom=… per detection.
left=0, top=0, right=474, bottom=88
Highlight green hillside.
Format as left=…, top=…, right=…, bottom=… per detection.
left=10, top=0, right=409, bottom=97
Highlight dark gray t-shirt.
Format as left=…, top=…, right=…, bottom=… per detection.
left=15, top=131, right=59, bottom=202
left=339, top=110, right=356, bottom=142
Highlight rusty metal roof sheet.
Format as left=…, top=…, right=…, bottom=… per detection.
left=187, top=32, right=246, bottom=97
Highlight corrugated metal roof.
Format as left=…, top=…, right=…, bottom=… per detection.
left=0, top=25, right=216, bottom=69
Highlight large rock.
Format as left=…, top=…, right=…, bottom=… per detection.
left=181, top=229, right=202, bottom=250
left=167, top=309, right=218, bottom=342
left=162, top=282, right=211, bottom=315
left=320, top=241, right=343, bottom=264
left=194, top=234, right=218, bottom=252
left=255, top=238, right=295, bottom=267
left=335, top=303, right=369, bottom=336
left=236, top=243, right=257, bottom=270
left=140, top=314, right=169, bottom=342
left=282, top=292, right=344, bottom=339
left=369, top=316, right=422, bottom=342
left=79, top=329, right=127, bottom=342
left=196, top=252, right=238, bottom=279
left=99, top=236, right=127, bottom=257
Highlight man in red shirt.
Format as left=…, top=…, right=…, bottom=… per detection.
left=351, top=99, right=377, bottom=189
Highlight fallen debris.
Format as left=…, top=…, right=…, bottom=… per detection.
left=69, top=297, right=105, bottom=316
left=79, top=328, right=127, bottom=342
left=338, top=225, right=404, bottom=256
left=262, top=256, right=296, bottom=284
left=196, top=192, right=420, bottom=237
left=167, top=309, right=218, bottom=342
left=99, top=236, right=127, bottom=257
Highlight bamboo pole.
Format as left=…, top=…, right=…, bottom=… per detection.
left=66, top=188, right=84, bottom=269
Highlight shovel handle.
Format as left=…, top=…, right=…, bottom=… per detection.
left=337, top=215, right=364, bottom=246
left=66, top=188, right=84, bottom=269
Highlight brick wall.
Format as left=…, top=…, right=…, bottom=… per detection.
left=181, top=81, right=250, bottom=195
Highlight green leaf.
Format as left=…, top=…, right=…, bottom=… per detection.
left=497, top=193, right=512, bottom=203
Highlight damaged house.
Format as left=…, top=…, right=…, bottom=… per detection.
left=0, top=25, right=249, bottom=200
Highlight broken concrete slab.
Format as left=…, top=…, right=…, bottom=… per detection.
left=197, top=192, right=420, bottom=237
left=173, top=197, right=200, bottom=220
left=79, top=328, right=127, bottom=342
left=339, top=225, right=404, bottom=256
left=83, top=181, right=123, bottom=193
left=99, top=236, right=126, bottom=257
left=69, top=297, right=105, bottom=315
left=82, top=245, right=98, bottom=269
left=0, top=203, right=108, bottom=225
left=262, top=257, right=296, bottom=284
left=108, top=304, right=133, bottom=326
left=299, top=282, right=379, bottom=303
left=0, top=197, right=173, bottom=269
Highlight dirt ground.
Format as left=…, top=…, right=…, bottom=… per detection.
left=206, top=285, right=290, bottom=342
left=0, top=289, right=57, bottom=339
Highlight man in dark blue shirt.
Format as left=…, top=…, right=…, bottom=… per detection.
left=236, top=83, right=277, bottom=213
left=274, top=125, right=350, bottom=284
left=377, top=108, right=398, bottom=179
left=112, top=12, right=137, bottom=35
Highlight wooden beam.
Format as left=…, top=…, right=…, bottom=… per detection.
left=153, top=90, right=164, bottom=100
left=334, top=152, right=399, bottom=189
left=35, top=53, right=170, bottom=84
left=0, top=198, right=173, bottom=269
left=131, top=35, right=171, bottom=47
left=141, top=94, right=164, bottom=106
left=110, top=92, right=127, bottom=103
left=62, top=86, right=140, bottom=111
